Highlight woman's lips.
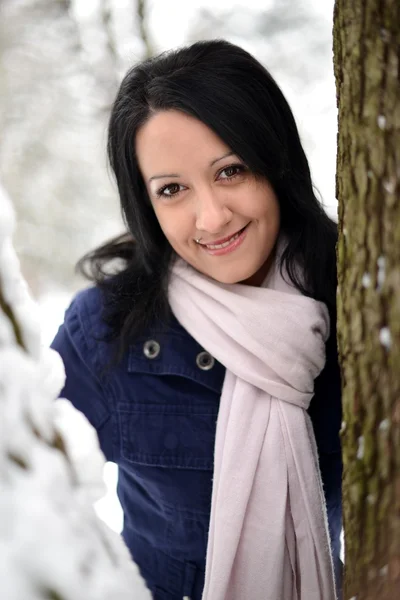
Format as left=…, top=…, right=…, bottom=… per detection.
left=199, top=223, right=249, bottom=256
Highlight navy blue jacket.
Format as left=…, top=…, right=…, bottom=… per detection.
left=51, top=285, right=342, bottom=600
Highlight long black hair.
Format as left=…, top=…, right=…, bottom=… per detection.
left=78, top=39, right=337, bottom=360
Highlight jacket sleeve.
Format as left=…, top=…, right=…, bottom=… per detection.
left=50, top=292, right=115, bottom=462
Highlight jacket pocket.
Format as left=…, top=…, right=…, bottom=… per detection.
left=118, top=402, right=217, bottom=470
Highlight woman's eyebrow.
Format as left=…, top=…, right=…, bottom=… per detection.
left=148, top=152, right=237, bottom=183
left=149, top=172, right=180, bottom=183
left=210, top=151, right=236, bottom=166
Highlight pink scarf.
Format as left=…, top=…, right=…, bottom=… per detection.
left=168, top=249, right=337, bottom=600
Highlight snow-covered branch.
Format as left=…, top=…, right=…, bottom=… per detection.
left=0, top=183, right=146, bottom=599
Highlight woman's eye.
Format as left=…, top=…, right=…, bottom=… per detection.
left=219, top=164, right=245, bottom=180
left=156, top=183, right=182, bottom=197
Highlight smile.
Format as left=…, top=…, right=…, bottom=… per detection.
left=198, top=223, right=249, bottom=256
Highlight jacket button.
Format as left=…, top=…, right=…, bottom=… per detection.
left=196, top=351, right=215, bottom=371
left=143, top=340, right=160, bottom=359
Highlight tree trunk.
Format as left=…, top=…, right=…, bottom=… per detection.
left=333, top=0, right=400, bottom=598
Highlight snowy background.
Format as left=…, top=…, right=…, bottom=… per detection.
left=0, top=0, right=338, bottom=581
left=0, top=183, right=150, bottom=598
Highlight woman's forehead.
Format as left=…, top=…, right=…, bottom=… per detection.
left=135, top=110, right=232, bottom=178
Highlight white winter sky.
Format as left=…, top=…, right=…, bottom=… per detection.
left=41, top=0, right=337, bottom=534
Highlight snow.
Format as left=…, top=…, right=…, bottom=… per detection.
left=379, top=565, right=389, bottom=577
left=379, top=418, right=390, bottom=432
left=383, top=178, right=396, bottom=194
left=0, top=200, right=41, bottom=358
left=356, top=436, right=364, bottom=460
left=37, top=292, right=125, bottom=534
left=94, top=462, right=124, bottom=533
left=377, top=115, right=386, bottom=130
left=361, top=273, right=371, bottom=288
left=0, top=184, right=150, bottom=599
left=377, top=256, right=386, bottom=291
left=379, top=327, right=392, bottom=349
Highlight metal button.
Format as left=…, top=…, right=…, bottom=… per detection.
left=143, top=340, right=160, bottom=359
left=196, top=351, right=215, bottom=371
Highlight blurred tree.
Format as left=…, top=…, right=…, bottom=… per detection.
left=0, top=0, right=151, bottom=298
left=0, top=0, right=120, bottom=295
left=189, top=0, right=331, bottom=87
left=137, top=0, right=153, bottom=59
left=334, top=0, right=400, bottom=598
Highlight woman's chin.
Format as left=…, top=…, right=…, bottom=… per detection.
left=200, top=264, right=265, bottom=286
left=201, top=255, right=275, bottom=286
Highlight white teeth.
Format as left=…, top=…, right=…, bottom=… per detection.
left=206, top=231, right=240, bottom=250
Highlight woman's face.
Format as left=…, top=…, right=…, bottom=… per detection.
left=135, top=110, right=280, bottom=286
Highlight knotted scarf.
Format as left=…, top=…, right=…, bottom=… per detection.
left=168, top=247, right=337, bottom=600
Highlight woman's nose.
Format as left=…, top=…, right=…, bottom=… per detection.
left=195, top=188, right=232, bottom=234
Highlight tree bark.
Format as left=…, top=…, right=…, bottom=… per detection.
left=333, top=0, right=400, bottom=598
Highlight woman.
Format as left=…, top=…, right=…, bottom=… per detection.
left=52, top=40, right=342, bottom=600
